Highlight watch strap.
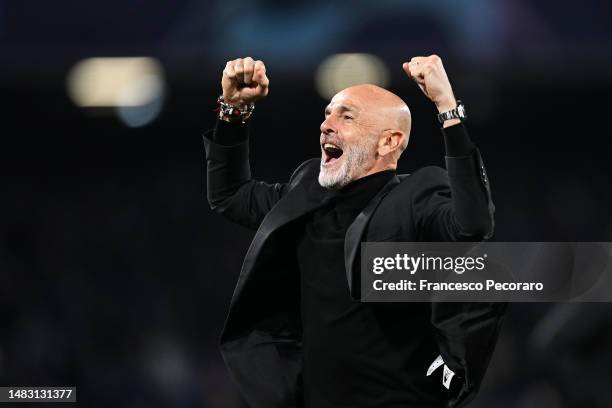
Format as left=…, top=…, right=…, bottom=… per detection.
left=437, top=100, right=467, bottom=124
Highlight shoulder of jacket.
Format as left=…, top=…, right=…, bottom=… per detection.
left=394, top=165, right=448, bottom=184
left=410, top=165, right=447, bottom=178
left=386, top=166, right=449, bottom=199
left=288, top=157, right=320, bottom=187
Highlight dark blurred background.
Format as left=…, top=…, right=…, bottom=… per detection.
left=1, top=0, right=612, bottom=407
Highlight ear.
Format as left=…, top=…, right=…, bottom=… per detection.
left=377, top=129, right=406, bottom=157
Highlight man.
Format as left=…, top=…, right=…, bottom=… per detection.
left=204, top=55, right=504, bottom=408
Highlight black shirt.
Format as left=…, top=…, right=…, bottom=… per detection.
left=297, top=170, right=444, bottom=408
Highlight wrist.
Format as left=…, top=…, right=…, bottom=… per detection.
left=436, top=99, right=467, bottom=128
left=435, top=97, right=457, bottom=113
left=442, top=118, right=461, bottom=128
left=216, top=95, right=255, bottom=123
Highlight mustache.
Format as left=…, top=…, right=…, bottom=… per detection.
left=320, top=135, right=344, bottom=149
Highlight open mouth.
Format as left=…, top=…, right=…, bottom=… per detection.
left=322, top=142, right=343, bottom=165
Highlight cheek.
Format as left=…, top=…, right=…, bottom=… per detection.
left=339, top=128, right=360, bottom=146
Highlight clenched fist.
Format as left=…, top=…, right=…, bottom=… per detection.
left=222, top=57, right=270, bottom=106
left=402, top=55, right=457, bottom=112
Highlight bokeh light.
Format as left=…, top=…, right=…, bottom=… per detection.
left=315, top=53, right=389, bottom=100
left=67, top=57, right=165, bottom=127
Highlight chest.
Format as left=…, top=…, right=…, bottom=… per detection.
left=364, top=195, right=417, bottom=242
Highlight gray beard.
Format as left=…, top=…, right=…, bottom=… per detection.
left=318, top=139, right=375, bottom=189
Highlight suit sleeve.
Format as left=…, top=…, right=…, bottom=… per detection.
left=431, top=302, right=506, bottom=408
left=411, top=123, right=495, bottom=241
left=410, top=123, right=503, bottom=406
left=203, top=119, right=288, bottom=230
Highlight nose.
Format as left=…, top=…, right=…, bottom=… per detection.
left=320, top=116, right=335, bottom=135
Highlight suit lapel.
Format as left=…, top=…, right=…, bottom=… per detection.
left=229, top=178, right=333, bottom=306
left=344, top=175, right=401, bottom=300
left=230, top=172, right=401, bottom=307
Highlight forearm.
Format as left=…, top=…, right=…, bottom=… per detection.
left=442, top=124, right=494, bottom=239
left=210, top=117, right=249, bottom=146
left=203, top=121, right=252, bottom=212
left=203, top=117, right=288, bottom=230
left=442, top=122, right=474, bottom=156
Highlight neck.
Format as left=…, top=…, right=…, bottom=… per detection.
left=354, top=161, right=397, bottom=181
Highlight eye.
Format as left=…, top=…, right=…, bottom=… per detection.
left=343, top=115, right=353, bottom=120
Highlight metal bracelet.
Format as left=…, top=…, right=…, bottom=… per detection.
left=437, top=100, right=466, bottom=124
left=216, top=96, right=255, bottom=123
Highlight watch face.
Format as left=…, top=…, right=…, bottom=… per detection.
left=457, top=104, right=466, bottom=117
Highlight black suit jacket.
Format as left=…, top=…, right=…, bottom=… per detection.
left=204, top=120, right=505, bottom=408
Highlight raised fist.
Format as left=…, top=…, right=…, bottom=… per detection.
left=402, top=55, right=456, bottom=112
left=222, top=57, right=269, bottom=106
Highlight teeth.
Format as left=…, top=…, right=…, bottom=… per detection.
left=324, top=143, right=338, bottom=150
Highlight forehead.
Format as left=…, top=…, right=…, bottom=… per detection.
left=326, top=90, right=364, bottom=111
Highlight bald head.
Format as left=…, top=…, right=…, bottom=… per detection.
left=334, top=84, right=411, bottom=143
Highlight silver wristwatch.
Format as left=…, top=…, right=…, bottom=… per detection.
left=437, top=100, right=467, bottom=125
